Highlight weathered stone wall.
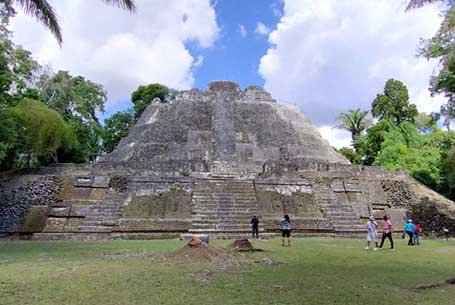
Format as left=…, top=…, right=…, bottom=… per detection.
left=1, top=81, right=454, bottom=239
left=0, top=174, right=62, bottom=236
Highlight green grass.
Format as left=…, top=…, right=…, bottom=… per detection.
left=0, top=238, right=454, bottom=305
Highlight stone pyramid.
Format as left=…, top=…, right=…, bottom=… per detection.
left=99, top=81, right=348, bottom=176
left=2, top=81, right=454, bottom=240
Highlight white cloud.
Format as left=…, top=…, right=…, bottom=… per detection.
left=10, top=0, right=219, bottom=111
left=238, top=24, right=247, bottom=37
left=259, top=0, right=445, bottom=146
left=318, top=126, right=352, bottom=149
left=255, top=22, right=271, bottom=36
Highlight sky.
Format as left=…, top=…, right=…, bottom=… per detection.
left=10, top=0, right=447, bottom=148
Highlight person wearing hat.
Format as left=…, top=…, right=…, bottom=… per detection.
left=366, top=216, right=379, bottom=251
left=403, top=219, right=415, bottom=246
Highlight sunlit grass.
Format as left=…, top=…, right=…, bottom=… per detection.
left=0, top=238, right=454, bottom=305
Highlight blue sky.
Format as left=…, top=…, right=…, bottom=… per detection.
left=10, top=0, right=447, bottom=147
left=189, top=0, right=282, bottom=90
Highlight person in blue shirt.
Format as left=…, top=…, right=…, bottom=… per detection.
left=403, top=219, right=415, bottom=246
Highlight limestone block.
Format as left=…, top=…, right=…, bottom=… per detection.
left=118, top=219, right=191, bottom=231
left=331, top=180, right=345, bottom=192
left=64, top=218, right=83, bottom=232
left=92, top=176, right=110, bottom=188
left=69, top=205, right=90, bottom=217
left=43, top=217, right=68, bottom=232
left=387, top=208, right=408, bottom=230
left=49, top=206, right=70, bottom=217
left=74, top=177, right=93, bottom=187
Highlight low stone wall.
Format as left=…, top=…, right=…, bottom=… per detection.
left=0, top=175, right=62, bottom=236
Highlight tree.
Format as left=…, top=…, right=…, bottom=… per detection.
left=8, top=98, right=77, bottom=165
left=38, top=70, right=106, bottom=124
left=336, top=147, right=362, bottom=164
left=102, top=110, right=134, bottom=153
left=336, top=108, right=370, bottom=141
left=0, top=109, right=17, bottom=166
left=3, top=0, right=136, bottom=45
left=406, top=0, right=451, bottom=10
left=37, top=70, right=106, bottom=162
left=131, top=83, right=169, bottom=119
left=416, top=8, right=455, bottom=130
left=372, top=79, right=418, bottom=124
left=354, top=120, right=391, bottom=165
left=375, top=122, right=455, bottom=190
left=445, top=145, right=455, bottom=198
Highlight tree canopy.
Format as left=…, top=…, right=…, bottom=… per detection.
left=8, top=98, right=77, bottom=164
left=102, top=110, right=134, bottom=153
left=336, top=108, right=369, bottom=141
left=131, top=83, right=169, bottom=119
left=371, top=79, right=418, bottom=124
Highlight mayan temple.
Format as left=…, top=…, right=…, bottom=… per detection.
left=1, top=81, right=454, bottom=240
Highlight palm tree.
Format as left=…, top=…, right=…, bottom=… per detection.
left=336, top=109, right=370, bottom=141
left=6, top=0, right=136, bottom=45
left=406, top=0, right=451, bottom=10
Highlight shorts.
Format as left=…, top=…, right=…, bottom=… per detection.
left=367, top=231, right=378, bottom=242
left=282, top=229, right=291, bottom=238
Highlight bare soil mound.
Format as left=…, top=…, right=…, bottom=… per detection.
left=172, top=237, right=227, bottom=262
left=228, top=239, right=262, bottom=252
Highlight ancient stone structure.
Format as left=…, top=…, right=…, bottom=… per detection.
left=1, top=81, right=454, bottom=240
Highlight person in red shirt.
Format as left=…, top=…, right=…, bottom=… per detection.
left=413, top=222, right=421, bottom=245
left=378, top=215, right=394, bottom=250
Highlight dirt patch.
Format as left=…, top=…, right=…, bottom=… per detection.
left=227, top=239, right=262, bottom=252
left=171, top=237, right=227, bottom=263
left=414, top=277, right=455, bottom=290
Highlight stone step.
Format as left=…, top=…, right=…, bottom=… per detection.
left=78, top=226, right=114, bottom=233
left=32, top=233, right=114, bottom=241
left=83, top=220, right=117, bottom=226
left=181, top=232, right=278, bottom=240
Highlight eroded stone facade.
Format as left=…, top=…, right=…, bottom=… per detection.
left=1, top=81, right=454, bottom=239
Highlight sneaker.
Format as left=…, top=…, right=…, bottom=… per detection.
left=390, top=248, right=395, bottom=251
left=373, top=248, right=378, bottom=251
left=365, top=247, right=369, bottom=250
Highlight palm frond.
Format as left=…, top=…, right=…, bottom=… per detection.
left=14, top=0, right=62, bottom=45
left=406, top=0, right=445, bottom=11
left=102, top=0, right=136, bottom=13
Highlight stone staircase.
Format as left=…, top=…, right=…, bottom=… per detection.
left=188, top=179, right=268, bottom=238
left=77, top=191, right=128, bottom=233
left=313, top=183, right=366, bottom=235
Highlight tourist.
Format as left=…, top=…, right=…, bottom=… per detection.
left=280, top=214, right=291, bottom=247
left=403, top=219, right=415, bottom=246
left=378, top=215, right=394, bottom=250
left=443, top=227, right=449, bottom=241
left=413, top=221, right=421, bottom=245
left=365, top=216, right=379, bottom=251
left=251, top=215, right=260, bottom=239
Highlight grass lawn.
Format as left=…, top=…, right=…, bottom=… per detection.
left=0, top=237, right=454, bottom=305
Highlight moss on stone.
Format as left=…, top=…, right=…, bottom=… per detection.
left=122, top=188, right=191, bottom=219
left=21, top=206, right=48, bottom=233
left=256, top=190, right=322, bottom=217
left=57, top=177, right=75, bottom=201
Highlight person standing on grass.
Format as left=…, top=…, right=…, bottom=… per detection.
left=251, top=215, right=260, bottom=239
left=403, top=219, right=415, bottom=246
left=366, top=216, right=379, bottom=251
left=378, top=215, right=394, bottom=250
left=413, top=222, right=421, bottom=245
left=280, top=214, right=291, bottom=247
left=443, top=227, right=449, bottom=241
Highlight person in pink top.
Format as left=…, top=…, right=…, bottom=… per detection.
left=379, top=215, right=394, bottom=250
